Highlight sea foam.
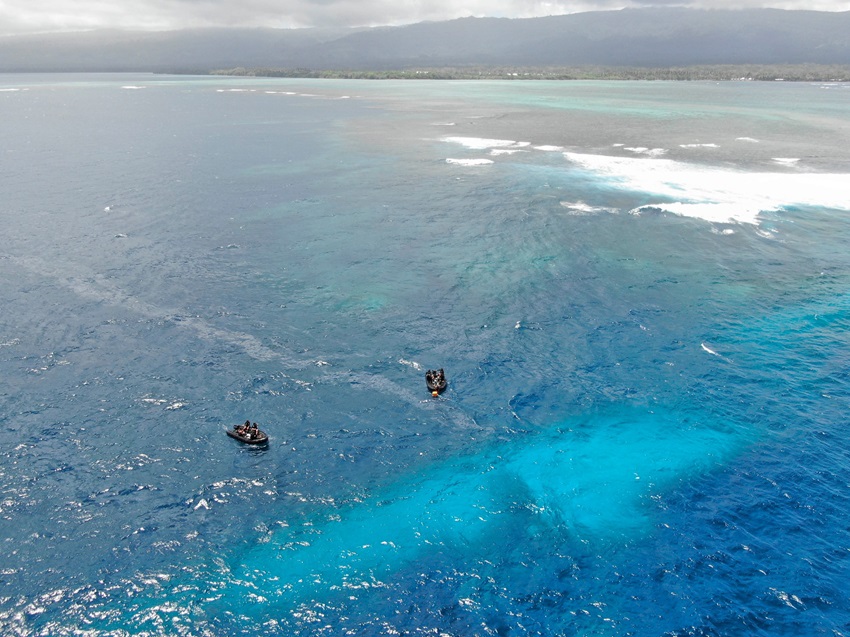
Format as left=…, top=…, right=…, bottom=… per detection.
left=443, top=136, right=530, bottom=150
left=560, top=201, right=619, bottom=215
left=490, top=149, right=527, bottom=156
left=563, top=151, right=850, bottom=225
left=446, top=158, right=494, bottom=166
left=624, top=147, right=668, bottom=157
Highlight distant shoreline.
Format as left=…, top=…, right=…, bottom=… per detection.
left=208, top=65, right=850, bottom=82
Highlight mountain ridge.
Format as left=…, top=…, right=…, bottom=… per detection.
left=2, top=8, right=849, bottom=73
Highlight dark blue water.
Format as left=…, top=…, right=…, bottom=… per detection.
left=1, top=74, right=849, bottom=636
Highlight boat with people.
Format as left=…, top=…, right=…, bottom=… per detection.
left=425, top=368, right=447, bottom=396
left=227, top=420, right=268, bottom=445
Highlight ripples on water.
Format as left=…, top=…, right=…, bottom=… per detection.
left=1, top=75, right=849, bottom=636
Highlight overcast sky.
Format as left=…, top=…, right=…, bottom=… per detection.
left=1, top=0, right=849, bottom=35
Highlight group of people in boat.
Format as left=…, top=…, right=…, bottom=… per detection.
left=235, top=420, right=262, bottom=440
left=426, top=368, right=446, bottom=384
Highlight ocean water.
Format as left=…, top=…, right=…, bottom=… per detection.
left=1, top=74, right=849, bottom=636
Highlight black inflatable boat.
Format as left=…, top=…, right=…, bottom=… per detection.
left=227, top=426, right=268, bottom=445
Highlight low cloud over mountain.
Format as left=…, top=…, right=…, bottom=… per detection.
left=2, top=8, right=849, bottom=72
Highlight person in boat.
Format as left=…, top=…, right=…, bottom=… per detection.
left=250, top=422, right=260, bottom=439
left=426, top=369, right=446, bottom=384
left=236, top=420, right=250, bottom=435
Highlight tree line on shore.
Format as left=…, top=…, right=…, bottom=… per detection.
left=210, top=64, right=850, bottom=81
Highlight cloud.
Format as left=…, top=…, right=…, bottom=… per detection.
left=1, top=0, right=849, bottom=35
left=0, top=0, right=616, bottom=33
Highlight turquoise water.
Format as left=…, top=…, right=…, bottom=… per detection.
left=1, top=74, right=849, bottom=636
